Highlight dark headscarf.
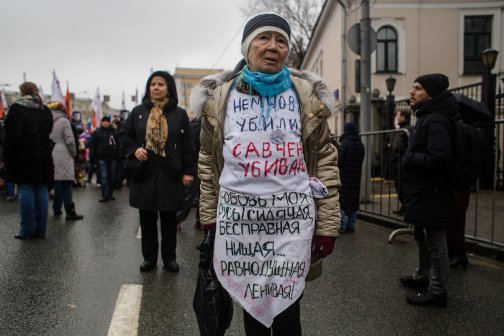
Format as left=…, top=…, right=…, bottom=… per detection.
left=142, top=71, right=178, bottom=110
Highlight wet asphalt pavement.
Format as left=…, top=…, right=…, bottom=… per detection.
left=1, top=185, right=504, bottom=336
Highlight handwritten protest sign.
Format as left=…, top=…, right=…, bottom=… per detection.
left=215, top=88, right=315, bottom=326
left=214, top=189, right=315, bottom=327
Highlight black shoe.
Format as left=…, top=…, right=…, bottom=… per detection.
left=346, top=227, right=355, bottom=233
left=14, top=234, right=34, bottom=240
left=66, top=213, right=84, bottom=220
left=140, top=261, right=156, bottom=272
left=64, top=202, right=84, bottom=220
left=399, top=275, right=429, bottom=290
left=164, top=260, right=180, bottom=273
left=109, top=196, right=116, bottom=201
left=407, top=290, right=447, bottom=307
left=449, top=257, right=469, bottom=269
left=99, top=198, right=108, bottom=203
left=339, top=228, right=346, bottom=234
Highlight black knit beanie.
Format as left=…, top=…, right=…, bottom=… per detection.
left=241, top=13, right=291, bottom=61
left=344, top=122, right=357, bottom=134
left=414, top=73, right=449, bottom=98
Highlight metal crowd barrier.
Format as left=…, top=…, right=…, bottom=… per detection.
left=358, top=123, right=503, bottom=249
left=358, top=129, right=411, bottom=242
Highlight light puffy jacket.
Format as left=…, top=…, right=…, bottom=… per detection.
left=191, top=69, right=341, bottom=278
left=50, top=110, right=76, bottom=181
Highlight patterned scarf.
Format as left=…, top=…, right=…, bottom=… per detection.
left=16, top=95, right=41, bottom=109
left=145, top=98, right=169, bottom=157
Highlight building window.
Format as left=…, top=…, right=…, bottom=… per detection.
left=376, top=26, right=397, bottom=73
left=464, top=16, right=492, bottom=74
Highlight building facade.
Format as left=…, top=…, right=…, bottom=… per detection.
left=173, top=67, right=223, bottom=111
left=302, top=0, right=504, bottom=133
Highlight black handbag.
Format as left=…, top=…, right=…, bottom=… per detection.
left=124, top=155, right=148, bottom=181
left=193, top=227, right=233, bottom=336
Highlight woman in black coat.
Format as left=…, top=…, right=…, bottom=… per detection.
left=120, top=71, right=195, bottom=272
left=4, top=82, right=53, bottom=239
left=337, top=122, right=365, bottom=233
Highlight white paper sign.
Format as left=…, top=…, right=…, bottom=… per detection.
left=214, top=189, right=315, bottom=327
left=309, top=177, right=329, bottom=199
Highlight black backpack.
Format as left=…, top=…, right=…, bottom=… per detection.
left=420, top=113, right=485, bottom=187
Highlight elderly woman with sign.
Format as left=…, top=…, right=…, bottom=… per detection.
left=191, top=13, right=341, bottom=335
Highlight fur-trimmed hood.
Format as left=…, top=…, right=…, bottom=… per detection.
left=190, top=68, right=336, bottom=119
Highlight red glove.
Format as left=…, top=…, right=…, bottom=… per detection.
left=313, top=236, right=336, bottom=258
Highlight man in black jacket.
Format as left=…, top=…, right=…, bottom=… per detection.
left=400, top=74, right=456, bottom=307
left=337, top=122, right=365, bottom=233
left=89, top=116, right=119, bottom=202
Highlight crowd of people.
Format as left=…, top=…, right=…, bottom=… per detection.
left=0, top=12, right=476, bottom=335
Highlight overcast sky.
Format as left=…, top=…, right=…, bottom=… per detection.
left=0, top=0, right=250, bottom=109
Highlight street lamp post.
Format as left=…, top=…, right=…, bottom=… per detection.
left=481, top=48, right=498, bottom=118
left=385, top=76, right=396, bottom=129
left=480, top=48, right=499, bottom=189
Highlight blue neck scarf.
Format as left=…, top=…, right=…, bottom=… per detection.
left=240, top=65, right=292, bottom=123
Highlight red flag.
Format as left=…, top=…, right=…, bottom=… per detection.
left=65, top=82, right=72, bottom=118
left=0, top=96, right=4, bottom=119
left=0, top=89, right=7, bottom=119
left=91, top=111, right=97, bottom=129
